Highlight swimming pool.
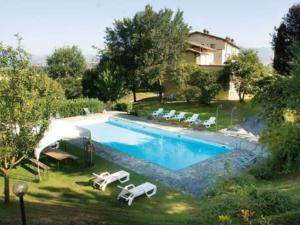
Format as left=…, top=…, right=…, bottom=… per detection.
left=81, top=118, right=231, bottom=170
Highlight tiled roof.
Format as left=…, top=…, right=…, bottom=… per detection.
left=189, top=31, right=240, bottom=49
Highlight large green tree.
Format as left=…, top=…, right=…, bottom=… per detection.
left=46, top=45, right=86, bottom=99
left=174, top=62, right=200, bottom=103
left=224, top=50, right=266, bottom=102
left=272, top=3, right=300, bottom=75
left=82, top=54, right=127, bottom=103
left=254, top=42, right=300, bottom=125
left=133, top=6, right=190, bottom=101
left=105, top=5, right=190, bottom=102
left=0, top=42, right=64, bottom=204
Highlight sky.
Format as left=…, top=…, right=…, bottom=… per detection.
left=0, top=0, right=298, bottom=55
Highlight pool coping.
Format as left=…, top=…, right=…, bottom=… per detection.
left=68, top=113, right=266, bottom=196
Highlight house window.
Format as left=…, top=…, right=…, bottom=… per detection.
left=210, top=44, right=216, bottom=49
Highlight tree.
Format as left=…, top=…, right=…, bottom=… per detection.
left=190, top=69, right=221, bottom=105
left=133, top=6, right=190, bottom=101
left=272, top=3, right=300, bottom=75
left=254, top=42, right=300, bottom=125
left=0, top=42, right=64, bottom=204
left=105, top=5, right=190, bottom=102
left=224, top=50, right=266, bottom=102
left=174, top=63, right=200, bottom=103
left=46, top=46, right=86, bottom=99
left=105, top=18, right=140, bottom=102
left=82, top=54, right=127, bottom=103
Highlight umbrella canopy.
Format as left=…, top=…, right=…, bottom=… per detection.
left=34, top=119, right=91, bottom=160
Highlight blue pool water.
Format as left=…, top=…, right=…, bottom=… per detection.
left=81, top=118, right=231, bottom=170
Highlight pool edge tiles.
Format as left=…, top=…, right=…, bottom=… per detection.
left=81, top=117, right=232, bottom=171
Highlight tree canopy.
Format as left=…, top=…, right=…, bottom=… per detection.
left=272, top=3, right=300, bottom=75
left=0, top=41, right=64, bottom=204
left=254, top=42, right=300, bottom=125
left=82, top=54, right=127, bottom=103
left=46, top=46, right=86, bottom=99
left=224, top=50, right=266, bottom=102
left=105, top=5, right=190, bottom=102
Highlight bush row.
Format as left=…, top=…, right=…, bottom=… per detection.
left=56, top=98, right=104, bottom=118
left=201, top=175, right=294, bottom=224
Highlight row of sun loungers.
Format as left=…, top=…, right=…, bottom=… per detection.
left=152, top=108, right=216, bottom=128
left=93, top=170, right=157, bottom=206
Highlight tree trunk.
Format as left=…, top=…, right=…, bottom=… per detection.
left=158, top=88, right=163, bottom=102
left=239, top=91, right=245, bottom=103
left=4, top=173, right=10, bottom=204
left=132, top=87, right=137, bottom=102
left=158, top=79, right=163, bottom=102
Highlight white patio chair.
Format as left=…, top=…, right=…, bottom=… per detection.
left=117, top=182, right=157, bottom=206
left=202, top=117, right=216, bottom=128
left=173, top=112, right=186, bottom=121
left=184, top=114, right=199, bottom=124
left=83, top=107, right=91, bottom=116
left=162, top=110, right=176, bottom=119
left=152, top=108, right=164, bottom=117
left=93, top=170, right=130, bottom=191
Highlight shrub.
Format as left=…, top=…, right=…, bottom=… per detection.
left=57, top=98, right=104, bottom=117
left=82, top=55, right=127, bottom=103
left=189, top=69, right=221, bottom=104
left=260, top=123, right=300, bottom=173
left=249, top=161, right=275, bottom=180
left=249, top=189, right=294, bottom=215
left=114, top=102, right=131, bottom=112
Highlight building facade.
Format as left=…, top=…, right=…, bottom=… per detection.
left=186, top=30, right=240, bottom=66
left=163, top=30, right=240, bottom=100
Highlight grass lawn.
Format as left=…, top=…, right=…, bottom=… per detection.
left=1, top=142, right=300, bottom=225
left=118, top=92, right=159, bottom=103
left=0, top=142, right=202, bottom=225
left=133, top=96, right=260, bottom=131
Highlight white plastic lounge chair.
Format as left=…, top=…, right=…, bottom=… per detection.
left=117, top=182, right=157, bottom=206
left=184, top=114, right=199, bottom=124
left=163, top=110, right=176, bottom=119
left=173, top=112, right=186, bottom=121
left=152, top=108, right=164, bottom=117
left=202, top=117, right=216, bottom=128
left=93, top=170, right=130, bottom=191
left=83, top=107, right=91, bottom=116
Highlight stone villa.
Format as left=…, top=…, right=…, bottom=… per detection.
left=164, top=30, right=240, bottom=100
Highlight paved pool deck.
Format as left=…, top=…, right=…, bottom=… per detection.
left=66, top=112, right=266, bottom=196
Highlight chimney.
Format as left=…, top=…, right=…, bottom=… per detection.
left=203, top=29, right=209, bottom=34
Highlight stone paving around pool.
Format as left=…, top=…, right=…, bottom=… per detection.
left=67, top=112, right=266, bottom=196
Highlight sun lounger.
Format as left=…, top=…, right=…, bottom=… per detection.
left=93, top=170, right=130, bottom=191
left=173, top=112, right=186, bottom=121
left=83, top=107, right=91, bottom=116
left=162, top=110, right=176, bottom=119
left=184, top=114, right=199, bottom=124
left=152, top=108, right=164, bottom=117
left=202, top=117, right=216, bottom=128
left=117, top=182, right=157, bottom=206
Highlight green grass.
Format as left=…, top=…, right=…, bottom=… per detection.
left=1, top=142, right=300, bottom=225
left=0, top=142, right=202, bottom=225
left=134, top=96, right=260, bottom=130
left=118, top=92, right=158, bottom=103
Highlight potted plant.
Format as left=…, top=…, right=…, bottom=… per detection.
left=159, top=117, right=166, bottom=122
left=192, top=124, right=205, bottom=131
left=170, top=119, right=178, bottom=125
left=182, top=122, right=190, bottom=128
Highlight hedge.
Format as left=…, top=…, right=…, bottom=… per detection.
left=56, top=98, right=104, bottom=118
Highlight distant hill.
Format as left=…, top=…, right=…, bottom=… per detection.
left=30, top=54, right=99, bottom=67
left=31, top=48, right=274, bottom=66
left=241, top=46, right=273, bottom=65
